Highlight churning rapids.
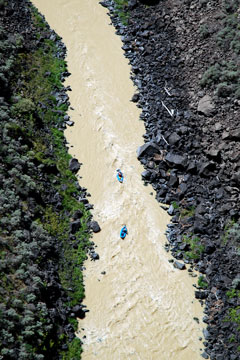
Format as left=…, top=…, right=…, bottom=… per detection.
left=32, top=0, right=203, bottom=358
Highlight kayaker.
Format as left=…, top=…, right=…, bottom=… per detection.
left=116, top=169, right=123, bottom=181
left=120, top=225, right=128, bottom=239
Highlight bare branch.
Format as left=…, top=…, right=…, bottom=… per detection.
left=161, top=101, right=174, bottom=117
left=164, top=86, right=171, bottom=96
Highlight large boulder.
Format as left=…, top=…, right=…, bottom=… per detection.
left=131, top=93, right=139, bottom=102
left=173, top=261, right=186, bottom=270
left=168, top=132, right=180, bottom=145
left=137, top=142, right=159, bottom=159
left=187, top=161, right=198, bottom=174
left=204, top=242, right=216, bottom=255
left=70, top=220, right=81, bottom=234
left=197, top=95, right=215, bottom=116
left=66, top=120, right=74, bottom=126
left=128, top=0, right=138, bottom=9
left=72, top=305, right=86, bottom=319
left=141, top=170, right=151, bottom=180
left=167, top=174, right=179, bottom=187
left=90, top=221, right=101, bottom=233
left=195, top=290, right=208, bottom=299
left=69, top=158, right=81, bottom=173
left=90, top=252, right=99, bottom=261
left=205, top=148, right=220, bottom=159
left=203, top=328, right=211, bottom=340
left=232, top=171, right=240, bottom=185
left=229, top=128, right=240, bottom=140
left=72, top=210, right=83, bottom=219
left=193, top=216, right=208, bottom=234
left=99, top=1, right=108, bottom=7
left=232, top=276, right=240, bottom=289
left=201, top=352, right=209, bottom=359
left=167, top=204, right=175, bottom=216
left=165, top=152, right=188, bottom=168
left=198, top=161, right=215, bottom=177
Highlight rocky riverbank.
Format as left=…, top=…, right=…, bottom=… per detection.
left=101, top=0, right=240, bottom=359
left=0, top=1, right=101, bottom=358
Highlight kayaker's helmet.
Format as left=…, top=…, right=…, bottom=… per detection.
left=116, top=169, right=120, bottom=172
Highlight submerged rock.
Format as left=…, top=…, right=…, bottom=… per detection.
left=173, top=261, right=186, bottom=270
left=90, top=221, right=101, bottom=233
left=69, top=158, right=81, bottom=173
left=90, top=252, right=99, bottom=261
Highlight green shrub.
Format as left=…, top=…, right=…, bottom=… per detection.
left=227, top=289, right=240, bottom=299
left=43, top=206, right=66, bottom=236
left=15, top=34, right=24, bottom=48
left=62, top=338, right=83, bottom=360
left=221, top=69, right=239, bottom=81
left=229, top=334, right=236, bottom=343
left=222, top=0, right=240, bottom=13
left=199, top=24, right=210, bottom=39
left=200, top=64, right=221, bottom=87
left=222, top=220, right=240, bottom=247
left=31, top=5, right=47, bottom=29
left=216, top=82, right=233, bottom=97
left=230, top=38, right=240, bottom=54
left=198, top=275, right=208, bottom=289
left=229, top=223, right=240, bottom=243
left=180, top=206, right=195, bottom=218
left=11, top=98, right=35, bottom=115
left=201, top=62, right=240, bottom=98
left=226, top=307, right=240, bottom=330
left=183, top=235, right=205, bottom=260
left=5, top=122, right=27, bottom=140
left=171, top=201, right=179, bottom=210
left=199, top=2, right=240, bottom=100
left=113, top=0, right=129, bottom=25
left=215, top=11, right=240, bottom=53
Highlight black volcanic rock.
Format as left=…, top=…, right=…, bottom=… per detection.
left=70, top=220, right=81, bottom=234
left=173, top=261, right=186, bottom=270
left=90, top=221, right=101, bottom=233
left=69, top=158, right=81, bottom=173
left=165, top=153, right=188, bottom=169
left=137, top=142, right=159, bottom=159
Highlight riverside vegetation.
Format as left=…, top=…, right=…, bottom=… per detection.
left=0, top=1, right=96, bottom=359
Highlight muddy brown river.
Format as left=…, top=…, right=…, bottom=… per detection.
left=32, top=0, right=203, bottom=358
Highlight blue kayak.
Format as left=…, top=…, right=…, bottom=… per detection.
left=116, top=169, right=124, bottom=183
left=117, top=172, right=124, bottom=183
left=120, top=226, right=128, bottom=239
left=116, top=169, right=123, bottom=183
